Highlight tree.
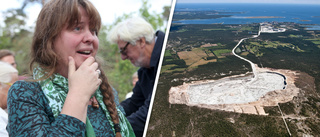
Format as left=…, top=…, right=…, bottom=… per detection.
left=162, top=6, right=171, bottom=21
left=140, top=0, right=163, bottom=30
left=0, top=8, right=33, bottom=75
left=20, top=0, right=46, bottom=9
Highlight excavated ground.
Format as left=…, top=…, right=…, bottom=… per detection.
left=168, top=65, right=300, bottom=115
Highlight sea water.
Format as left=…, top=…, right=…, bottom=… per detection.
left=173, top=3, right=320, bottom=27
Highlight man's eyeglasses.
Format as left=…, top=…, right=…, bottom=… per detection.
left=119, top=42, right=130, bottom=55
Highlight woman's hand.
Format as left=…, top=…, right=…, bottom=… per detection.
left=61, top=56, right=101, bottom=123
left=67, top=56, right=101, bottom=100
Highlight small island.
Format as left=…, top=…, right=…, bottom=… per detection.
left=299, top=20, right=311, bottom=22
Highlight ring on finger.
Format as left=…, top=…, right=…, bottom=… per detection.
left=96, top=69, right=101, bottom=75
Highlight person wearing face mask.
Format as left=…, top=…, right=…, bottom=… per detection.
left=0, top=61, right=18, bottom=137
left=108, top=17, right=165, bottom=137
left=6, top=0, right=135, bottom=136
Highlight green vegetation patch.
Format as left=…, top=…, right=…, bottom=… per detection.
left=177, top=29, right=188, bottom=33
left=279, top=102, right=296, bottom=115
left=161, top=64, right=178, bottom=73
left=312, top=41, right=320, bottom=45
left=163, top=67, right=185, bottom=74
left=240, top=51, right=250, bottom=56
left=213, top=49, right=232, bottom=58
left=246, top=40, right=305, bottom=56
left=240, top=26, right=254, bottom=31
left=289, top=34, right=303, bottom=38
left=305, top=38, right=320, bottom=41
left=203, top=28, right=228, bottom=31
left=205, top=45, right=226, bottom=50
left=164, top=50, right=172, bottom=56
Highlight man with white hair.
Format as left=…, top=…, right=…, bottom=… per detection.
left=108, top=16, right=165, bottom=137
left=0, top=61, right=18, bottom=137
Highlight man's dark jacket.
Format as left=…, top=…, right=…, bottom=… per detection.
left=120, top=31, right=165, bottom=137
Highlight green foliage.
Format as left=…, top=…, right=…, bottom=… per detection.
left=0, top=8, right=32, bottom=75
left=264, top=106, right=281, bottom=116
left=305, top=119, right=320, bottom=135
left=3, top=9, right=27, bottom=36
left=0, top=35, right=11, bottom=49
left=279, top=102, right=296, bottom=115
left=212, top=49, right=232, bottom=58
left=139, top=0, right=163, bottom=30
left=162, top=6, right=171, bottom=21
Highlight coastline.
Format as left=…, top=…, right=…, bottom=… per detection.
left=245, top=16, right=284, bottom=19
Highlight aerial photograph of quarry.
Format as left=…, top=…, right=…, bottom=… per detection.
left=147, top=1, right=320, bottom=137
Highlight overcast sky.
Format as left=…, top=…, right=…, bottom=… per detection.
left=1, top=0, right=318, bottom=29
left=0, top=0, right=172, bottom=28
left=177, top=0, right=320, bottom=4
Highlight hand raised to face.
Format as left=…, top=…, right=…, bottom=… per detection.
left=67, top=56, right=101, bottom=100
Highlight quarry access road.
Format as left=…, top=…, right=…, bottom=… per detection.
left=232, top=33, right=260, bottom=79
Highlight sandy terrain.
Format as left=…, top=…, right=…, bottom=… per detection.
left=168, top=65, right=300, bottom=115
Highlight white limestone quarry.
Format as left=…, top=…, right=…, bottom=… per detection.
left=168, top=24, right=299, bottom=115
left=188, top=72, right=285, bottom=105
left=168, top=66, right=300, bottom=115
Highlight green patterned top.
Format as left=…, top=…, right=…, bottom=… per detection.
left=6, top=67, right=135, bottom=137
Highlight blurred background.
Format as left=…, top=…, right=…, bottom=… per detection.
left=0, top=0, right=172, bottom=101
